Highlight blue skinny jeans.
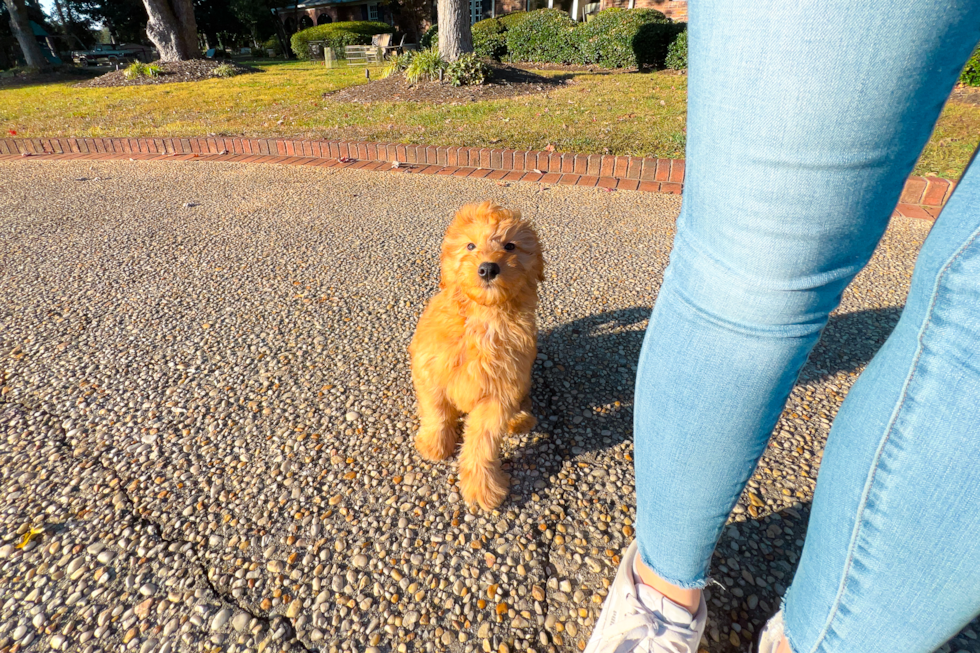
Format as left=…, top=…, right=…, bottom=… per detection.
left=632, top=1, right=980, bottom=651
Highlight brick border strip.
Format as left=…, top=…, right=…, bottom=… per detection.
left=0, top=137, right=953, bottom=217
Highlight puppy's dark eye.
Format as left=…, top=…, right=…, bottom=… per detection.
left=504, top=243, right=516, bottom=251
left=467, top=243, right=476, bottom=251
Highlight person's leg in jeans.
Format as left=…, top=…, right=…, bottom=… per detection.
left=623, top=0, right=980, bottom=650
left=776, top=152, right=980, bottom=653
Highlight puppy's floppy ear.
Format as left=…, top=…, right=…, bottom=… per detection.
left=439, top=204, right=479, bottom=289
left=438, top=244, right=454, bottom=290
left=521, top=219, right=545, bottom=284
left=439, top=234, right=456, bottom=290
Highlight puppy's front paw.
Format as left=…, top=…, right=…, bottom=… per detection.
left=415, top=424, right=458, bottom=461
left=459, top=463, right=510, bottom=511
left=507, top=411, right=537, bottom=436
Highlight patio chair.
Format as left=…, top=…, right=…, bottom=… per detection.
left=582, top=2, right=600, bottom=21
left=383, top=34, right=408, bottom=57
left=371, top=33, right=393, bottom=50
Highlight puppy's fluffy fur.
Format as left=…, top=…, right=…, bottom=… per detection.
left=410, top=202, right=544, bottom=510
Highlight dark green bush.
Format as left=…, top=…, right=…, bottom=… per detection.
left=290, top=21, right=391, bottom=59
left=472, top=17, right=507, bottom=60
left=961, top=46, right=980, bottom=87
left=664, top=26, right=687, bottom=70
left=576, top=8, right=672, bottom=67
left=498, top=11, right=529, bottom=30
left=504, top=7, right=680, bottom=68
left=446, top=52, right=493, bottom=85
left=420, top=24, right=439, bottom=49
left=506, top=9, right=577, bottom=64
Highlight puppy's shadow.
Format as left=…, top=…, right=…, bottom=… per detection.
left=501, top=307, right=651, bottom=491
left=506, top=305, right=904, bottom=490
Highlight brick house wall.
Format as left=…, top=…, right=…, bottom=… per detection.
left=592, top=0, right=686, bottom=19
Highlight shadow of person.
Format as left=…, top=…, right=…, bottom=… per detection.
left=801, top=306, right=903, bottom=382
left=709, top=501, right=812, bottom=646
left=507, top=305, right=904, bottom=494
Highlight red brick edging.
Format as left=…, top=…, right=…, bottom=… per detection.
left=0, top=137, right=953, bottom=219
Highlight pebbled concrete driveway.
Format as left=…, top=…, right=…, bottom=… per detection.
left=0, top=160, right=971, bottom=653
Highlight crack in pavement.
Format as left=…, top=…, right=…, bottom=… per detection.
left=0, top=385, right=316, bottom=653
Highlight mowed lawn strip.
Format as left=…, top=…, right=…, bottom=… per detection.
left=2, top=59, right=977, bottom=178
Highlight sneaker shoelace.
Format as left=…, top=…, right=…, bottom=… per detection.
left=595, top=592, right=696, bottom=653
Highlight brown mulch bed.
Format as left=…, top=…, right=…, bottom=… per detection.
left=74, top=59, right=257, bottom=88
left=323, top=62, right=572, bottom=104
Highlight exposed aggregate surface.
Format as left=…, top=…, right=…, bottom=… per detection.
left=0, top=160, right=976, bottom=653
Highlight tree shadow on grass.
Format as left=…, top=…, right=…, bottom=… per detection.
left=0, top=67, right=101, bottom=90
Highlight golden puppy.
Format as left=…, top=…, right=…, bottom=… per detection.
left=410, top=202, right=544, bottom=510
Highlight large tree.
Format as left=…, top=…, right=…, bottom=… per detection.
left=436, top=0, right=471, bottom=61
left=141, top=0, right=198, bottom=60
left=2, top=0, right=51, bottom=69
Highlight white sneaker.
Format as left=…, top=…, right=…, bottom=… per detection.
left=584, top=540, right=707, bottom=653
left=754, top=611, right=786, bottom=653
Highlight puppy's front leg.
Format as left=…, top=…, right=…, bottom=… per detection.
left=507, top=395, right=537, bottom=435
left=458, top=399, right=511, bottom=510
left=415, top=383, right=460, bottom=461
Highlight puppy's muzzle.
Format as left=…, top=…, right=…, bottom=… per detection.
left=478, top=262, right=500, bottom=282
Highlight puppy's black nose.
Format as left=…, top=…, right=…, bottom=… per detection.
left=478, top=262, right=500, bottom=281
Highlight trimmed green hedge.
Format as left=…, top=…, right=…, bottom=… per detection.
left=962, top=46, right=980, bottom=87
left=506, top=9, right=577, bottom=64
left=575, top=8, right=675, bottom=68
left=664, top=26, right=686, bottom=70
left=290, top=21, right=392, bottom=59
left=472, top=17, right=507, bottom=60
left=498, top=11, right=530, bottom=29
left=502, top=8, right=682, bottom=68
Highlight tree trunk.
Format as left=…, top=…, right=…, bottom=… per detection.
left=2, top=0, right=51, bottom=69
left=141, top=0, right=198, bottom=61
left=437, top=0, right=472, bottom=61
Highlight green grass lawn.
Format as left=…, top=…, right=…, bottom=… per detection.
left=2, top=59, right=977, bottom=179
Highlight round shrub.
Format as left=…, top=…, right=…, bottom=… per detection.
left=290, top=21, right=391, bottom=59
left=498, top=11, right=529, bottom=30
left=420, top=24, right=439, bottom=49
left=446, top=52, right=492, bottom=86
left=961, top=46, right=980, bottom=87
left=575, top=8, right=674, bottom=68
left=664, top=26, right=687, bottom=70
left=506, top=8, right=577, bottom=64
left=472, top=17, right=507, bottom=60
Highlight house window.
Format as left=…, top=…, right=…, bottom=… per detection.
left=470, top=0, right=482, bottom=24
left=368, top=3, right=378, bottom=20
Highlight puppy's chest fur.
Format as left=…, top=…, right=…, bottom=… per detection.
left=418, top=294, right=536, bottom=412
left=451, top=313, right=535, bottom=409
